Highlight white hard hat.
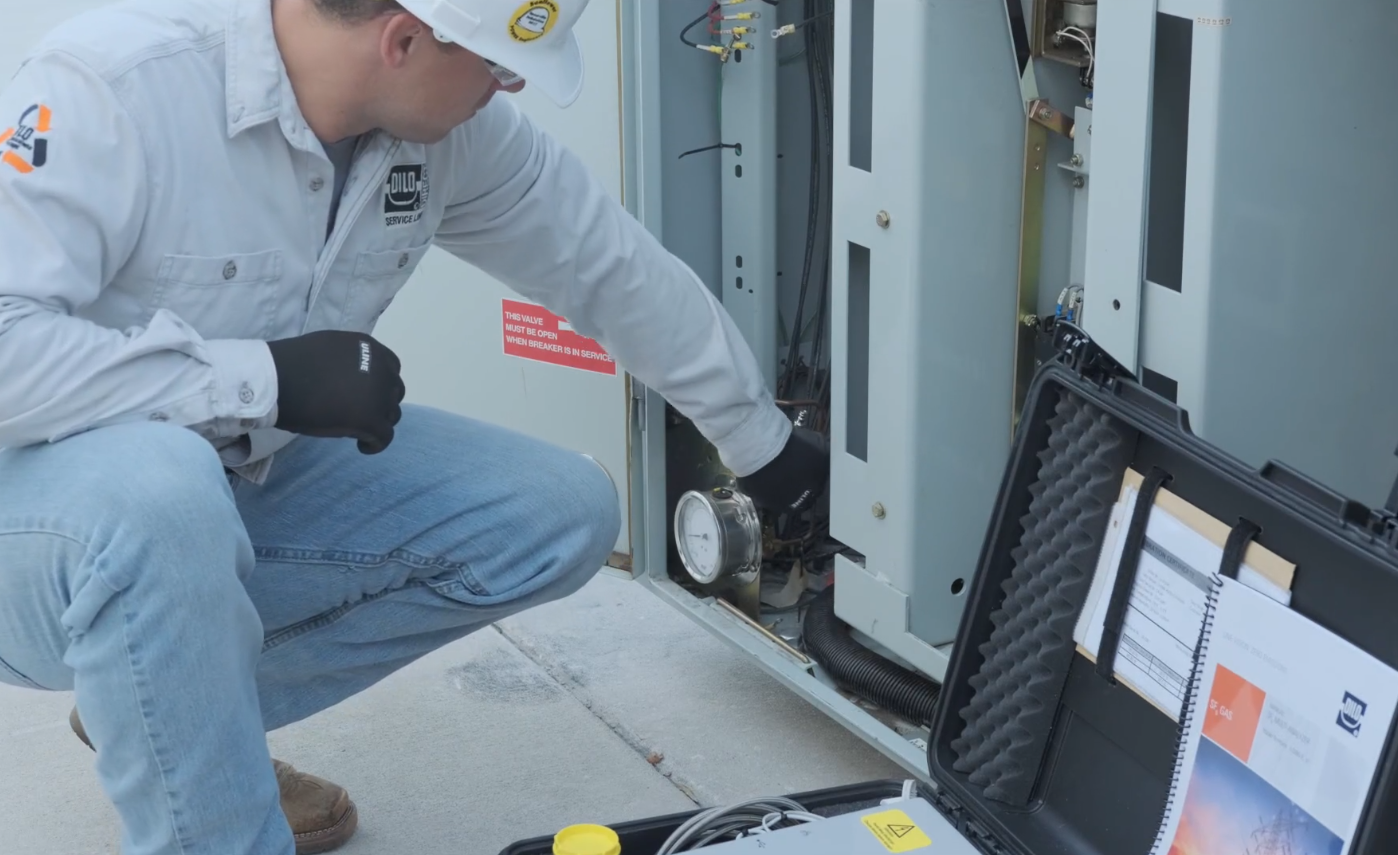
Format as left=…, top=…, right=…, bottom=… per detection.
left=395, top=0, right=589, bottom=107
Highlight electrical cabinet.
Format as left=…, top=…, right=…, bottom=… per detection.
left=596, top=0, right=1398, bottom=783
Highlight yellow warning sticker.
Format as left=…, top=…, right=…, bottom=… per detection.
left=508, top=0, right=558, bottom=42
left=861, top=809, right=933, bottom=853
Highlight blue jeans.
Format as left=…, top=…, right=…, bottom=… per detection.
left=0, top=405, right=620, bottom=855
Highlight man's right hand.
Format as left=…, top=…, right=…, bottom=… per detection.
left=266, top=330, right=406, bottom=454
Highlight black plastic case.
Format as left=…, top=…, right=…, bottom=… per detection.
left=500, top=324, right=1398, bottom=855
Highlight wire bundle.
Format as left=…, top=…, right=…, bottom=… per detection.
left=656, top=798, right=823, bottom=852
left=777, top=0, right=835, bottom=425
left=1054, top=25, right=1095, bottom=88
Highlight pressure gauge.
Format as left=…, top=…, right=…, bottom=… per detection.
left=674, top=487, right=763, bottom=585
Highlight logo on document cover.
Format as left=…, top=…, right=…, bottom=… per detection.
left=1338, top=691, right=1368, bottom=736
left=0, top=103, right=52, bottom=175
left=383, top=163, right=428, bottom=228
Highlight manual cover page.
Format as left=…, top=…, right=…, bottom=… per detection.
left=1153, top=577, right=1398, bottom=855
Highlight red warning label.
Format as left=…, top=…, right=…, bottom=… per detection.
left=501, top=299, right=617, bottom=375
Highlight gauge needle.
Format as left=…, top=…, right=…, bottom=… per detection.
left=688, top=534, right=709, bottom=540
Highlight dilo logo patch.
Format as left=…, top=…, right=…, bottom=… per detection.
left=1338, top=691, right=1367, bottom=736
left=509, top=0, right=558, bottom=42
left=383, top=163, right=428, bottom=228
left=1, top=104, right=53, bottom=174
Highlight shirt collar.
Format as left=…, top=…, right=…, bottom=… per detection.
left=225, top=0, right=319, bottom=151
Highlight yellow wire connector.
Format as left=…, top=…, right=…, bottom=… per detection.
left=731, top=41, right=753, bottom=50
left=717, top=26, right=752, bottom=36
left=771, top=24, right=796, bottom=38
left=722, top=12, right=759, bottom=20
left=695, top=44, right=731, bottom=60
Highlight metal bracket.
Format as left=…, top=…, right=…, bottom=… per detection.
left=1028, top=98, right=1076, bottom=139
left=1012, top=112, right=1050, bottom=431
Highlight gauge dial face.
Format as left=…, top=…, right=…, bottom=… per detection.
left=676, top=494, right=723, bottom=582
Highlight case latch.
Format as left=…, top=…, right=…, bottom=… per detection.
left=963, top=819, right=1011, bottom=855
left=930, top=788, right=963, bottom=824
left=1049, top=320, right=1132, bottom=387
left=1371, top=508, right=1398, bottom=549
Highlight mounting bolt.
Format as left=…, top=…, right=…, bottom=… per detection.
left=872, top=502, right=886, bottom=519
left=1021, top=314, right=1039, bottom=327
left=1037, top=106, right=1053, bottom=120
left=1073, top=176, right=1086, bottom=189
left=1070, top=154, right=1083, bottom=167
left=875, top=210, right=891, bottom=229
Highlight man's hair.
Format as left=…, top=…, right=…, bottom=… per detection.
left=313, top=0, right=405, bottom=24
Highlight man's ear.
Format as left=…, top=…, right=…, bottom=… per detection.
left=378, top=12, right=429, bottom=69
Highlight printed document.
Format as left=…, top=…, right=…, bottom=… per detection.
left=1151, top=575, right=1398, bottom=855
left=1075, top=471, right=1294, bottom=719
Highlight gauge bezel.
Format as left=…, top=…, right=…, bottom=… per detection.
left=673, top=487, right=763, bottom=585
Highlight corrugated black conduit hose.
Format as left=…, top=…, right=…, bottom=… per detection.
left=802, top=585, right=941, bottom=726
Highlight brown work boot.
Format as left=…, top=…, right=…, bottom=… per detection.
left=69, top=708, right=359, bottom=854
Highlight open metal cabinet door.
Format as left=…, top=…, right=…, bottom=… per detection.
left=376, top=0, right=635, bottom=570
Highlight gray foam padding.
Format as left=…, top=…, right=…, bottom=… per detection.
left=949, top=388, right=1134, bottom=805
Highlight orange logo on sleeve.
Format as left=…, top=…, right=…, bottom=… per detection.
left=2, top=104, right=52, bottom=174
left=1202, top=664, right=1267, bottom=763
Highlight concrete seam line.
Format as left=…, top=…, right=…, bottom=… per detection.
left=490, top=624, right=712, bottom=807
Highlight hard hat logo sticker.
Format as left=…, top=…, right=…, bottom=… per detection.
left=509, top=0, right=558, bottom=42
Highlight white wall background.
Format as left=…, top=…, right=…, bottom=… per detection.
left=2, top=0, right=632, bottom=557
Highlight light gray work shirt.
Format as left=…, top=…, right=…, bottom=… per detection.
left=0, top=0, right=789, bottom=483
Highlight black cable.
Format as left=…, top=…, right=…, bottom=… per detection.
left=679, top=3, right=714, bottom=48
left=677, top=142, right=741, bottom=160
left=784, top=9, right=833, bottom=32
left=804, top=0, right=834, bottom=399
left=803, top=586, right=942, bottom=726
left=778, top=0, right=823, bottom=399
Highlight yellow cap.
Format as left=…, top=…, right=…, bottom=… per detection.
left=553, top=824, right=621, bottom=855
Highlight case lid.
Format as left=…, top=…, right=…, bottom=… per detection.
left=925, top=324, right=1398, bottom=855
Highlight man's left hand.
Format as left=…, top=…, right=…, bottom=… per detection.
left=738, top=425, right=830, bottom=513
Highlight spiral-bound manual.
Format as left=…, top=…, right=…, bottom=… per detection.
left=1150, top=574, right=1398, bottom=855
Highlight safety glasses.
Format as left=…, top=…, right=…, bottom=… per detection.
left=427, top=28, right=523, bottom=87
left=483, top=59, right=523, bottom=87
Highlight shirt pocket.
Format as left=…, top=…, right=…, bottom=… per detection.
left=151, top=249, right=284, bottom=340
left=340, top=240, right=433, bottom=331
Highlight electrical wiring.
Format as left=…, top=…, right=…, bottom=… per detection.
left=770, top=9, right=832, bottom=38
left=655, top=798, right=822, bottom=852
left=802, top=0, right=835, bottom=400
left=679, top=4, right=716, bottom=48
left=1055, top=25, right=1095, bottom=86
left=778, top=0, right=833, bottom=402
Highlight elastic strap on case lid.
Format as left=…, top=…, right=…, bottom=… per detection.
left=1096, top=465, right=1172, bottom=683
left=1218, top=518, right=1262, bottom=580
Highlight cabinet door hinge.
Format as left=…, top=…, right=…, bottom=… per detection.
left=631, top=384, right=648, bottom=432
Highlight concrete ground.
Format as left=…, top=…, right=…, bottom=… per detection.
left=0, top=572, right=903, bottom=854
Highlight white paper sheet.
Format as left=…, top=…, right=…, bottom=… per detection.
left=1074, top=487, right=1291, bottom=719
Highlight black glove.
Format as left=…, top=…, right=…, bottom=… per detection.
left=738, top=425, right=830, bottom=513
left=266, top=330, right=406, bottom=455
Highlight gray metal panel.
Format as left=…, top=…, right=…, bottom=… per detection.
left=1068, top=106, right=1094, bottom=294
left=619, top=0, right=670, bottom=581
left=1032, top=62, right=1094, bottom=321
left=659, top=0, right=724, bottom=299
left=1081, top=0, right=1156, bottom=368
left=1161, top=3, right=1398, bottom=507
left=722, top=39, right=780, bottom=391
left=828, top=0, right=1026, bottom=656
